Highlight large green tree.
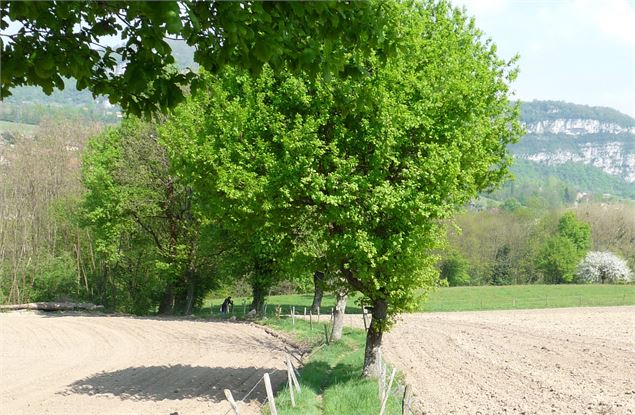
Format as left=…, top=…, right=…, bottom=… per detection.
left=162, top=0, right=521, bottom=377
left=535, top=212, right=591, bottom=284
left=1, top=1, right=399, bottom=116
left=81, top=118, right=222, bottom=314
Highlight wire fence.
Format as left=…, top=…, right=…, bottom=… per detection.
left=209, top=293, right=634, bottom=319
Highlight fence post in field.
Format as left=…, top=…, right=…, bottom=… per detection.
left=379, top=367, right=396, bottom=415
left=377, top=348, right=383, bottom=399
left=512, top=298, right=516, bottom=308
left=287, top=361, right=296, bottom=407
left=223, top=389, right=241, bottom=415
left=286, top=354, right=301, bottom=392
left=263, top=373, right=278, bottom=415
left=402, top=385, right=412, bottom=415
left=309, top=311, right=313, bottom=331
left=303, top=307, right=306, bottom=316
left=362, top=308, right=368, bottom=331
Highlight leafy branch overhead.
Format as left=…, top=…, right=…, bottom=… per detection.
left=1, top=1, right=399, bottom=117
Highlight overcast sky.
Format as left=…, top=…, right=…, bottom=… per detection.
left=457, top=0, right=635, bottom=117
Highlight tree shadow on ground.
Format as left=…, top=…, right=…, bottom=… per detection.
left=62, top=365, right=286, bottom=403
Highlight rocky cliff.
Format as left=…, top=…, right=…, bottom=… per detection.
left=514, top=101, right=635, bottom=184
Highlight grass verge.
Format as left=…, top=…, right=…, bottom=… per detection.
left=201, top=284, right=635, bottom=318
left=260, top=317, right=403, bottom=415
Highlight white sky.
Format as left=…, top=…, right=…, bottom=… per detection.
left=456, top=0, right=635, bottom=117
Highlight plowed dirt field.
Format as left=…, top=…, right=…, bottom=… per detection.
left=0, top=312, right=293, bottom=415
left=380, top=306, right=635, bottom=414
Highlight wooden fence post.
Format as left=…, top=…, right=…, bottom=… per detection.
left=223, top=389, right=241, bottom=415
left=362, top=308, right=368, bottom=331
left=287, top=364, right=296, bottom=407
left=402, top=385, right=412, bottom=415
left=379, top=368, right=396, bottom=415
left=263, top=373, right=278, bottom=415
left=287, top=356, right=301, bottom=392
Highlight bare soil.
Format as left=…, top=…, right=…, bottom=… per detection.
left=0, top=312, right=294, bottom=415
left=2, top=307, right=633, bottom=415
left=379, top=306, right=635, bottom=415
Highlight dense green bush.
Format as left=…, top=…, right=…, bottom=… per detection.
left=31, top=254, right=80, bottom=302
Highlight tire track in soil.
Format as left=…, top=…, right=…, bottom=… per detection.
left=0, top=312, right=293, bottom=415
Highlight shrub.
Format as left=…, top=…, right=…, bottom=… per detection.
left=576, top=251, right=633, bottom=284
left=31, top=253, right=80, bottom=302
left=440, top=254, right=471, bottom=287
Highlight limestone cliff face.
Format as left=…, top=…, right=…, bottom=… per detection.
left=524, top=119, right=635, bottom=136
left=514, top=108, right=635, bottom=183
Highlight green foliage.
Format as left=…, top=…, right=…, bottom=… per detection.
left=2, top=1, right=401, bottom=117
left=490, top=245, right=514, bottom=285
left=536, top=236, right=580, bottom=283
left=533, top=211, right=591, bottom=284
left=30, top=253, right=80, bottom=302
left=440, top=253, right=471, bottom=286
left=162, top=0, right=521, bottom=331
left=557, top=212, right=592, bottom=253
left=81, top=118, right=220, bottom=314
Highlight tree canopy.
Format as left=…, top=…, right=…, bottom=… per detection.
left=161, top=0, right=521, bottom=376
left=1, top=1, right=399, bottom=117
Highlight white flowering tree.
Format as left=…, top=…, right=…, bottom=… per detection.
left=576, top=251, right=633, bottom=284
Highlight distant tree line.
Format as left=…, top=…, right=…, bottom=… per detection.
left=438, top=203, right=635, bottom=286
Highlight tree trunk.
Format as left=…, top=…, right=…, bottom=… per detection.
left=310, top=270, right=324, bottom=313
left=362, top=298, right=388, bottom=378
left=330, top=290, right=347, bottom=342
left=250, top=283, right=266, bottom=316
left=158, top=284, right=175, bottom=315
left=184, top=281, right=195, bottom=316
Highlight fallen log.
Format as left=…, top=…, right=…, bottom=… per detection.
left=0, top=302, right=104, bottom=311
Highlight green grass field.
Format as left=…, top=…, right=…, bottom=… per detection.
left=0, top=120, right=38, bottom=135
left=203, top=284, right=635, bottom=317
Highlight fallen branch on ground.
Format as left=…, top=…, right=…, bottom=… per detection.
left=0, top=302, right=104, bottom=311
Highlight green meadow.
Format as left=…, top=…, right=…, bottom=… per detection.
left=205, top=284, right=635, bottom=317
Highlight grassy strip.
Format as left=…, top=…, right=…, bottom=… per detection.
left=202, top=284, right=635, bottom=317
left=421, top=284, right=635, bottom=312
left=260, top=318, right=402, bottom=415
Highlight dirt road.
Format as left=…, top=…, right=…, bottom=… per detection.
left=380, top=306, right=635, bottom=415
left=0, top=312, right=293, bottom=415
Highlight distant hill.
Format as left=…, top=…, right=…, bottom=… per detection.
left=0, top=40, right=195, bottom=129
left=487, top=100, right=635, bottom=205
